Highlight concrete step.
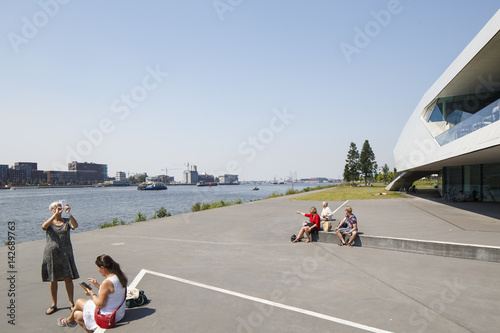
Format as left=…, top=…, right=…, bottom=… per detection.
left=318, top=231, right=500, bottom=263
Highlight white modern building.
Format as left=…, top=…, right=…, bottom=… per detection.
left=388, top=9, right=500, bottom=202
left=219, top=174, right=239, bottom=184
left=183, top=165, right=198, bottom=184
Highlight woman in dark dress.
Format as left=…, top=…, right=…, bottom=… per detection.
left=42, top=201, right=80, bottom=315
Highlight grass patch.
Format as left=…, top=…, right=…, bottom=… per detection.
left=412, top=180, right=438, bottom=189
left=191, top=198, right=242, bottom=212
left=266, top=184, right=336, bottom=199
left=292, top=183, right=405, bottom=201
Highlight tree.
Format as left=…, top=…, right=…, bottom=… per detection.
left=360, top=140, right=376, bottom=186
left=343, top=142, right=360, bottom=183
left=376, top=173, right=384, bottom=182
left=387, top=171, right=395, bottom=183
left=382, top=164, right=390, bottom=184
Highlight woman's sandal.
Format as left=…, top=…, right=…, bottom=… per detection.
left=338, top=242, right=346, bottom=246
left=347, top=242, right=353, bottom=247
left=57, top=318, right=77, bottom=327
left=46, top=306, right=57, bottom=315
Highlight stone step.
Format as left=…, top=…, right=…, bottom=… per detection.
left=317, top=232, right=500, bottom=263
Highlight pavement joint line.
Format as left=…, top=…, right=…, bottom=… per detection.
left=314, top=244, right=474, bottom=332
left=403, top=198, right=470, bottom=231
left=124, top=268, right=394, bottom=333
left=109, top=234, right=292, bottom=247
left=331, top=200, right=349, bottom=214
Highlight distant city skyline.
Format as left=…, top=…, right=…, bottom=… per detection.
left=1, top=2, right=499, bottom=181
left=0, top=159, right=337, bottom=183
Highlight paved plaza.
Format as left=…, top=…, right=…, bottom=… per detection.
left=2, top=192, right=500, bottom=332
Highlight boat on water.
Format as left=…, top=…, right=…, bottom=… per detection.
left=137, top=181, right=168, bottom=191
left=252, top=186, right=259, bottom=190
left=196, top=181, right=218, bottom=187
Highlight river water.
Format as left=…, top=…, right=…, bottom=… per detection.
left=0, top=183, right=323, bottom=243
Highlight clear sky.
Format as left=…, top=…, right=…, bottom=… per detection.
left=1, top=1, right=499, bottom=181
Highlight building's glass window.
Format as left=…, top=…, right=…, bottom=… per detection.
left=427, top=104, right=445, bottom=122
left=444, top=166, right=462, bottom=197
left=426, top=92, right=500, bottom=145
left=482, top=164, right=500, bottom=202
left=443, top=163, right=500, bottom=202
left=463, top=165, right=481, bottom=201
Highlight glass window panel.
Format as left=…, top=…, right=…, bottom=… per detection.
left=427, top=104, right=444, bottom=122
left=482, top=163, right=500, bottom=202
left=444, top=166, right=462, bottom=196
left=463, top=165, right=481, bottom=201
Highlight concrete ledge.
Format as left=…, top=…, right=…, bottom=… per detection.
left=318, top=232, right=500, bottom=263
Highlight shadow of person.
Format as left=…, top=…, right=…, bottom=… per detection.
left=114, top=307, right=156, bottom=327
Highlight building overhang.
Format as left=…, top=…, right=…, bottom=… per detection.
left=393, top=9, right=500, bottom=175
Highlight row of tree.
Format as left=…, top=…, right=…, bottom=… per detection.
left=343, top=140, right=398, bottom=185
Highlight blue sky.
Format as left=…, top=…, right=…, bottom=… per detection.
left=1, top=1, right=499, bottom=181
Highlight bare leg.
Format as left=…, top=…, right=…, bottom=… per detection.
left=47, top=281, right=57, bottom=313
left=304, top=227, right=311, bottom=243
left=347, top=231, right=358, bottom=245
left=64, top=278, right=74, bottom=308
left=293, top=227, right=306, bottom=243
left=74, top=310, right=93, bottom=333
left=67, top=298, right=86, bottom=323
left=335, top=230, right=346, bottom=245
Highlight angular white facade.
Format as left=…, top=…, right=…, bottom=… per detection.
left=389, top=10, right=500, bottom=202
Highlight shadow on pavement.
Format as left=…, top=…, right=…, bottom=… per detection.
left=406, top=189, right=500, bottom=220
left=114, top=307, right=156, bottom=328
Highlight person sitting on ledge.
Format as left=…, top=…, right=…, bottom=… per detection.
left=320, top=202, right=334, bottom=232
left=293, top=207, right=320, bottom=243
left=334, top=206, right=358, bottom=247
left=455, top=190, right=466, bottom=202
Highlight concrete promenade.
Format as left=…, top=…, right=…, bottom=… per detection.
left=1, top=191, right=500, bottom=332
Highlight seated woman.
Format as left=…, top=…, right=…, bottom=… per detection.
left=335, top=206, right=358, bottom=247
left=293, top=207, right=320, bottom=243
left=57, top=254, right=128, bottom=332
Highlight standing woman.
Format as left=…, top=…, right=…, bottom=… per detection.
left=42, top=201, right=79, bottom=315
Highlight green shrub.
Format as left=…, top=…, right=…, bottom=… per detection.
left=153, top=207, right=171, bottom=219
left=266, top=191, right=283, bottom=198
left=285, top=188, right=300, bottom=195
left=192, top=198, right=243, bottom=211
left=100, top=217, right=127, bottom=229
left=191, top=202, right=201, bottom=212
left=134, top=212, right=147, bottom=222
